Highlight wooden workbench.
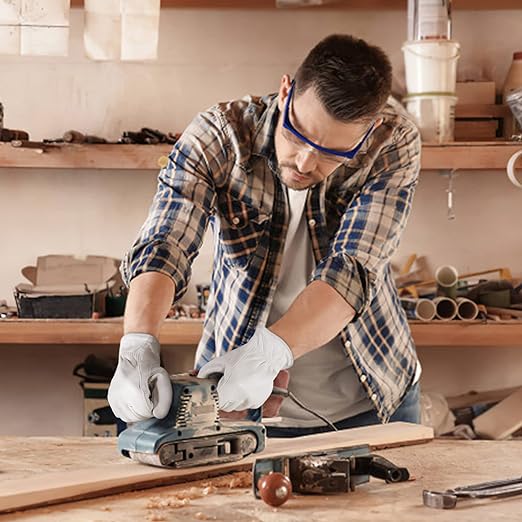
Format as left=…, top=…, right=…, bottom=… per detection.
left=1, top=437, right=522, bottom=521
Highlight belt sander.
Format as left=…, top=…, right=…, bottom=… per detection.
left=118, top=373, right=266, bottom=468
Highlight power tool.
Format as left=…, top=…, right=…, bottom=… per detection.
left=117, top=373, right=266, bottom=468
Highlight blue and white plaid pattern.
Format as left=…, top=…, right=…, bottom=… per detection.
left=121, top=93, right=421, bottom=422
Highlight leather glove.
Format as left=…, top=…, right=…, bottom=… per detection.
left=198, top=327, right=293, bottom=411
left=108, top=333, right=173, bottom=423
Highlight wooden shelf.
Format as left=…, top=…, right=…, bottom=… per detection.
left=409, top=321, right=522, bottom=347
left=0, top=318, right=203, bottom=345
left=1, top=318, right=521, bottom=346
left=1, top=142, right=522, bottom=171
left=68, top=0, right=522, bottom=10
left=421, top=142, right=522, bottom=171
left=0, top=143, right=171, bottom=170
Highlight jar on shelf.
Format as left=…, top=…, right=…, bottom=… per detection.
left=502, top=52, right=522, bottom=138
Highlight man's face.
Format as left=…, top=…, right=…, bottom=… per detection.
left=274, top=75, right=376, bottom=191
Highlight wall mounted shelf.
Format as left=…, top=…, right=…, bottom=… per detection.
left=1, top=142, right=521, bottom=171
left=1, top=318, right=521, bottom=347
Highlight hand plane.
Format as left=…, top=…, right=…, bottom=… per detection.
left=117, top=373, right=266, bottom=468
left=253, top=444, right=409, bottom=498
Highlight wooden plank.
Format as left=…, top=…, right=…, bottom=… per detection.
left=409, top=321, right=522, bottom=346
left=474, top=387, right=522, bottom=439
left=421, top=142, right=522, bottom=171
left=455, top=104, right=511, bottom=119
left=2, top=141, right=522, bottom=171
left=0, top=143, right=172, bottom=170
left=0, top=422, right=432, bottom=513
left=0, top=318, right=203, bottom=345
left=2, top=318, right=522, bottom=346
left=69, top=0, right=522, bottom=10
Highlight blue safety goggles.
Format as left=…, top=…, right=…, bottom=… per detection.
left=282, top=81, right=375, bottom=162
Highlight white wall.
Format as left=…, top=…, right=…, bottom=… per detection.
left=1, top=7, right=521, bottom=435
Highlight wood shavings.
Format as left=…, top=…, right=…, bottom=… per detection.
left=194, top=512, right=218, bottom=521
left=146, top=472, right=252, bottom=515
left=147, top=496, right=191, bottom=509
left=147, top=513, right=167, bottom=521
left=200, top=471, right=252, bottom=489
left=146, top=484, right=217, bottom=510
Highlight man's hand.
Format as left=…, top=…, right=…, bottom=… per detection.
left=198, top=327, right=293, bottom=411
left=108, top=333, right=173, bottom=423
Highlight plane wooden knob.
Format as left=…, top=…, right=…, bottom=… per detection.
left=257, top=472, right=292, bottom=507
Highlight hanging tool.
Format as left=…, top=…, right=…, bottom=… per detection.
left=423, top=476, right=522, bottom=509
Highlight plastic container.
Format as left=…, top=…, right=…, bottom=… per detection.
left=506, top=87, right=522, bottom=129
left=402, top=40, right=460, bottom=95
left=404, top=94, right=457, bottom=143
left=503, top=53, right=522, bottom=136
left=408, top=0, right=452, bottom=41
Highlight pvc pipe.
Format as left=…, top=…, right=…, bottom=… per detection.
left=435, top=265, right=458, bottom=299
left=434, top=296, right=458, bottom=321
left=456, top=297, right=479, bottom=321
left=400, top=298, right=437, bottom=322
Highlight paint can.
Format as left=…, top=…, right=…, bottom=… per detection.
left=404, top=94, right=456, bottom=143
left=402, top=40, right=460, bottom=95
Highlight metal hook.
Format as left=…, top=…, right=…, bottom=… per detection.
left=440, top=169, right=458, bottom=221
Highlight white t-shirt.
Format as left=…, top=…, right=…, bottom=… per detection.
left=265, top=187, right=420, bottom=428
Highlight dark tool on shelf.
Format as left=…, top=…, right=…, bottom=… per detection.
left=62, top=130, right=107, bottom=144
left=117, top=373, right=266, bottom=468
left=423, top=476, right=522, bottom=509
left=118, top=127, right=178, bottom=145
left=0, top=128, right=29, bottom=141
left=253, top=444, right=410, bottom=500
left=88, top=405, right=118, bottom=425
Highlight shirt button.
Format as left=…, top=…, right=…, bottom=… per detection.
left=232, top=217, right=240, bottom=225
left=360, top=374, right=367, bottom=383
left=371, top=393, right=378, bottom=401
left=308, top=218, right=316, bottom=227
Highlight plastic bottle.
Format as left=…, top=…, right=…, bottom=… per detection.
left=502, top=52, right=522, bottom=137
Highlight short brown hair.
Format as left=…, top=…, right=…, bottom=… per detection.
left=294, top=34, right=392, bottom=123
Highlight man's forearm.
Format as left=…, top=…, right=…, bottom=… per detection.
left=123, top=272, right=176, bottom=338
left=269, top=280, right=355, bottom=359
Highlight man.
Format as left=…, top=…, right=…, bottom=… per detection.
left=108, top=34, right=422, bottom=437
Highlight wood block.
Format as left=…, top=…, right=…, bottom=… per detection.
left=474, top=387, right=522, bottom=439
left=456, top=81, right=496, bottom=105
left=0, top=422, right=433, bottom=513
left=447, top=386, right=521, bottom=409
left=455, top=119, right=499, bottom=141
left=455, top=104, right=511, bottom=119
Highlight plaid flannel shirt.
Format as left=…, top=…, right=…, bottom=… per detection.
left=122, top=92, right=421, bottom=422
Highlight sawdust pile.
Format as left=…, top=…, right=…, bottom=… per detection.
left=146, top=471, right=252, bottom=518
left=201, top=471, right=252, bottom=489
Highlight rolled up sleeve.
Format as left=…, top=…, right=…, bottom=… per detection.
left=311, top=123, right=421, bottom=318
left=121, top=109, right=231, bottom=302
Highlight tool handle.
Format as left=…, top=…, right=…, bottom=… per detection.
left=369, top=455, right=410, bottom=483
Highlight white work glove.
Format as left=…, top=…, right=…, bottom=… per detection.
left=108, top=333, right=173, bottom=423
left=198, top=327, right=294, bottom=412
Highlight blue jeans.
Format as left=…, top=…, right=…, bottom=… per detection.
left=266, top=382, right=421, bottom=438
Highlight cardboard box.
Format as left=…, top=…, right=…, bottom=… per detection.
left=456, top=81, right=496, bottom=105
left=14, top=255, right=121, bottom=318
